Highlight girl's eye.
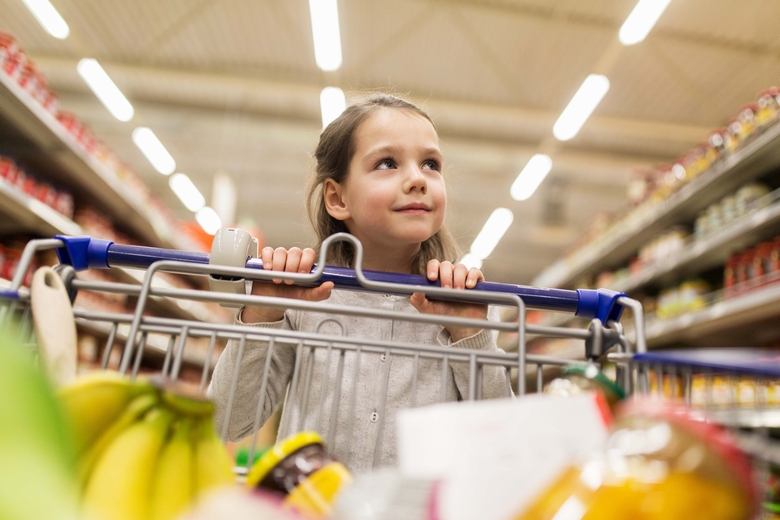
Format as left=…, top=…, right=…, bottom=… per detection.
left=423, top=159, right=441, bottom=171
left=376, top=158, right=396, bottom=170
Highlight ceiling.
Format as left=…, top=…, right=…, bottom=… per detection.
left=1, top=0, right=778, bottom=284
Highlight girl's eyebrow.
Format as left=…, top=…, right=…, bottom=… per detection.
left=363, top=144, right=442, bottom=158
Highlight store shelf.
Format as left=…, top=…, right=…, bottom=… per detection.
left=534, top=122, right=780, bottom=289
left=612, top=195, right=780, bottom=294
left=645, top=283, right=780, bottom=347
left=0, top=177, right=80, bottom=236
left=0, top=71, right=169, bottom=248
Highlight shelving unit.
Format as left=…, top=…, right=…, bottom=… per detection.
left=644, top=283, right=780, bottom=347
left=534, top=122, right=780, bottom=289
left=0, top=71, right=170, bottom=249
left=612, top=193, right=780, bottom=294
left=0, top=178, right=212, bottom=323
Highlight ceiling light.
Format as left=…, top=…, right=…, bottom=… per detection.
left=77, top=59, right=134, bottom=122
left=511, top=154, right=553, bottom=201
left=196, top=206, right=222, bottom=235
left=169, top=173, right=205, bottom=212
left=553, top=74, right=610, bottom=141
left=21, top=0, right=69, bottom=39
left=309, top=0, right=343, bottom=71
left=320, top=86, right=346, bottom=128
left=619, top=0, right=673, bottom=45
left=132, top=127, right=176, bottom=175
left=459, top=253, right=483, bottom=270
left=212, top=172, right=236, bottom=226
left=469, top=208, right=514, bottom=260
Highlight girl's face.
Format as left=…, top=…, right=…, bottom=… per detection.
left=324, top=108, right=447, bottom=252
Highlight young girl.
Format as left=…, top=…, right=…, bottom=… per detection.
left=209, top=94, right=509, bottom=472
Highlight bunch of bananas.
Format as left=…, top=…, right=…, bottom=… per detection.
left=59, top=372, right=235, bottom=520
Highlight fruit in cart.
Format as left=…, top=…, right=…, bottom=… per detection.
left=59, top=370, right=155, bottom=454
left=0, top=330, right=80, bottom=520
left=193, top=416, right=236, bottom=495
left=149, top=419, right=195, bottom=520
left=82, top=408, right=175, bottom=520
left=76, top=391, right=159, bottom=485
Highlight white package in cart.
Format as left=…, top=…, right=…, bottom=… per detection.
left=397, top=393, right=610, bottom=520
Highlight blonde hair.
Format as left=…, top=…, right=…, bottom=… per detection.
left=306, top=93, right=460, bottom=275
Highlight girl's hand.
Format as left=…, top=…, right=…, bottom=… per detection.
left=410, top=260, right=488, bottom=342
left=241, top=247, right=334, bottom=323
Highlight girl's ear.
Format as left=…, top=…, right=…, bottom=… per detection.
left=323, top=178, right=350, bottom=221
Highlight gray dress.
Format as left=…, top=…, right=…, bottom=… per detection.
left=208, top=289, right=509, bottom=473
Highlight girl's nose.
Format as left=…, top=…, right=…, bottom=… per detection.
left=404, top=166, right=427, bottom=194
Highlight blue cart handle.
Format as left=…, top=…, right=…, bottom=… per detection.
left=53, top=235, right=626, bottom=324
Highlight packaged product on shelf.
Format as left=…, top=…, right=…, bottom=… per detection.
left=515, top=399, right=758, bottom=520
left=0, top=243, right=36, bottom=286
left=737, top=103, right=759, bottom=141
left=656, top=279, right=710, bottom=319
left=0, top=31, right=18, bottom=64
left=757, top=87, right=780, bottom=128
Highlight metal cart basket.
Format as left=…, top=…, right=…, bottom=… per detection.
left=2, top=232, right=647, bottom=473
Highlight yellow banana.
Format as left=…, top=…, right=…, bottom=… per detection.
left=82, top=408, right=174, bottom=520
left=193, top=417, right=235, bottom=496
left=149, top=419, right=195, bottom=520
left=77, top=392, right=159, bottom=487
left=59, top=371, right=154, bottom=455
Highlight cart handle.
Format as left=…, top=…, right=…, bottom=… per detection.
left=53, top=234, right=626, bottom=324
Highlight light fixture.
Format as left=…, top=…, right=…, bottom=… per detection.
left=469, top=208, right=514, bottom=261
left=77, top=59, right=134, bottom=122
left=309, top=0, right=343, bottom=71
left=511, top=154, right=553, bottom=201
left=459, top=253, right=483, bottom=270
left=320, top=86, right=346, bottom=128
left=619, top=0, right=673, bottom=46
left=196, top=207, right=222, bottom=235
left=553, top=74, right=610, bottom=141
left=169, top=173, right=205, bottom=212
left=212, top=172, right=237, bottom=226
left=132, top=127, right=176, bottom=175
left=21, top=0, right=69, bottom=39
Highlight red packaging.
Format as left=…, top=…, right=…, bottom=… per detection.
left=17, top=61, right=40, bottom=94
left=2, top=51, right=23, bottom=78
left=736, top=249, right=755, bottom=286
left=53, top=191, right=74, bottom=218
left=0, top=156, right=16, bottom=182
left=724, top=255, right=738, bottom=297
left=0, top=32, right=18, bottom=66
left=754, top=241, right=772, bottom=282
left=770, top=237, right=780, bottom=272
left=34, top=182, right=58, bottom=207
left=21, top=174, right=37, bottom=197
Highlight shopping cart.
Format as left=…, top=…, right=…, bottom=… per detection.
left=1, top=232, right=649, bottom=473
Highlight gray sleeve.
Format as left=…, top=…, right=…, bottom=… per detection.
left=207, top=308, right=297, bottom=441
left=439, top=306, right=513, bottom=400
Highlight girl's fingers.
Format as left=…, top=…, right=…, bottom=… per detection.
left=284, top=247, right=302, bottom=285
left=453, top=263, right=469, bottom=290
left=466, top=267, right=484, bottom=288
left=300, top=248, right=317, bottom=273
left=426, top=259, right=440, bottom=281
left=308, top=281, right=334, bottom=301
left=439, top=261, right=453, bottom=288
left=272, top=247, right=287, bottom=284
left=410, top=292, right=431, bottom=313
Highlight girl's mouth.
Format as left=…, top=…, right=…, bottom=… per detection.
left=395, top=203, right=431, bottom=214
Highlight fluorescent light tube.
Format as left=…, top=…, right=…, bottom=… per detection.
left=196, top=206, right=222, bottom=235
left=132, top=127, right=176, bottom=175
left=553, top=74, right=610, bottom=141
left=169, top=173, right=205, bottom=212
left=77, top=59, right=134, bottom=122
left=21, top=0, right=69, bottom=39
left=619, top=0, right=673, bottom=45
left=469, top=208, right=514, bottom=260
left=459, top=253, right=483, bottom=270
left=511, top=154, right=553, bottom=201
left=320, top=86, right=346, bottom=128
left=212, top=172, right=237, bottom=225
left=309, top=0, right=342, bottom=71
